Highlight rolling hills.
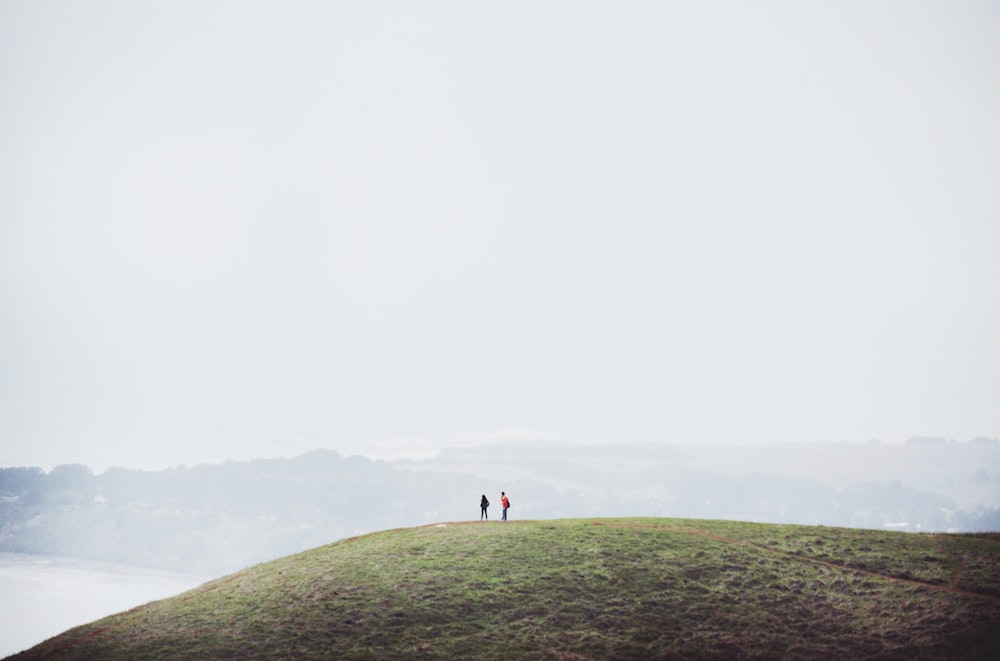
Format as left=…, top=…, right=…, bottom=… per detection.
left=8, top=518, right=1000, bottom=660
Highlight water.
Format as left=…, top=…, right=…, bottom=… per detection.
left=0, top=553, right=209, bottom=658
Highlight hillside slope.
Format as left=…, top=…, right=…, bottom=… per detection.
left=8, top=518, right=1000, bottom=660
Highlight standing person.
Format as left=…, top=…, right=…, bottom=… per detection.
left=480, top=494, right=490, bottom=520
left=501, top=491, right=510, bottom=521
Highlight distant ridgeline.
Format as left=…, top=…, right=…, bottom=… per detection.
left=1, top=442, right=998, bottom=574
left=907, top=436, right=999, bottom=445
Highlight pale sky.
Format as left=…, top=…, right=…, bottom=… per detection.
left=2, top=1, right=999, bottom=471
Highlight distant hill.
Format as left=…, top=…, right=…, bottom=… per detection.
left=8, top=518, right=1000, bottom=660
left=3, top=443, right=999, bottom=575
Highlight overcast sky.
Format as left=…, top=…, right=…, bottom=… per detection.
left=2, top=1, right=999, bottom=471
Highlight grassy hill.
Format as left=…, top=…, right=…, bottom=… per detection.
left=8, top=518, right=1000, bottom=660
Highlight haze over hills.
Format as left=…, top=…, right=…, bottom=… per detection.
left=2, top=440, right=997, bottom=575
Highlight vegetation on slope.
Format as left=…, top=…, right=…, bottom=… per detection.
left=9, top=518, right=1000, bottom=660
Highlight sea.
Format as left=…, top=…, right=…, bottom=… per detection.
left=0, top=553, right=209, bottom=658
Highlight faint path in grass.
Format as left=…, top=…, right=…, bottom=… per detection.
left=932, top=535, right=966, bottom=592
left=949, top=558, right=965, bottom=591
left=590, top=520, right=1000, bottom=603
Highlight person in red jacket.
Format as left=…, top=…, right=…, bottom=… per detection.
left=501, top=491, right=510, bottom=521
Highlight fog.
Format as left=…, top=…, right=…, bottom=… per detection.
left=2, top=3, right=999, bottom=651
left=0, top=553, right=207, bottom=658
left=3, top=2, right=999, bottom=473
left=3, top=439, right=997, bottom=573
left=2, top=438, right=998, bottom=654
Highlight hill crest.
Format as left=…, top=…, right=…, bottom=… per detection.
left=8, top=517, right=1000, bottom=660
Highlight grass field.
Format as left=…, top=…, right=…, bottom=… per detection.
left=8, top=518, right=1000, bottom=659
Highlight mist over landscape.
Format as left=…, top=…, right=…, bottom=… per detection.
left=4, top=435, right=1000, bottom=654
left=3, top=438, right=997, bottom=576
left=3, top=1, right=999, bottom=472
left=2, top=1, right=999, bottom=657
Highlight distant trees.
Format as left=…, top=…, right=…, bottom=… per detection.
left=906, top=436, right=948, bottom=445
left=0, top=466, right=46, bottom=504
left=1, top=443, right=998, bottom=574
left=0, top=452, right=486, bottom=573
left=47, top=464, right=94, bottom=490
left=953, top=506, right=1000, bottom=532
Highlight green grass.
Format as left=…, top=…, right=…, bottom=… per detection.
left=9, top=518, right=1000, bottom=660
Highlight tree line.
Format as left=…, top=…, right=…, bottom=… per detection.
left=2, top=448, right=997, bottom=575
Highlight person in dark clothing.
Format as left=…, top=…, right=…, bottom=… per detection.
left=480, top=494, right=490, bottom=520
